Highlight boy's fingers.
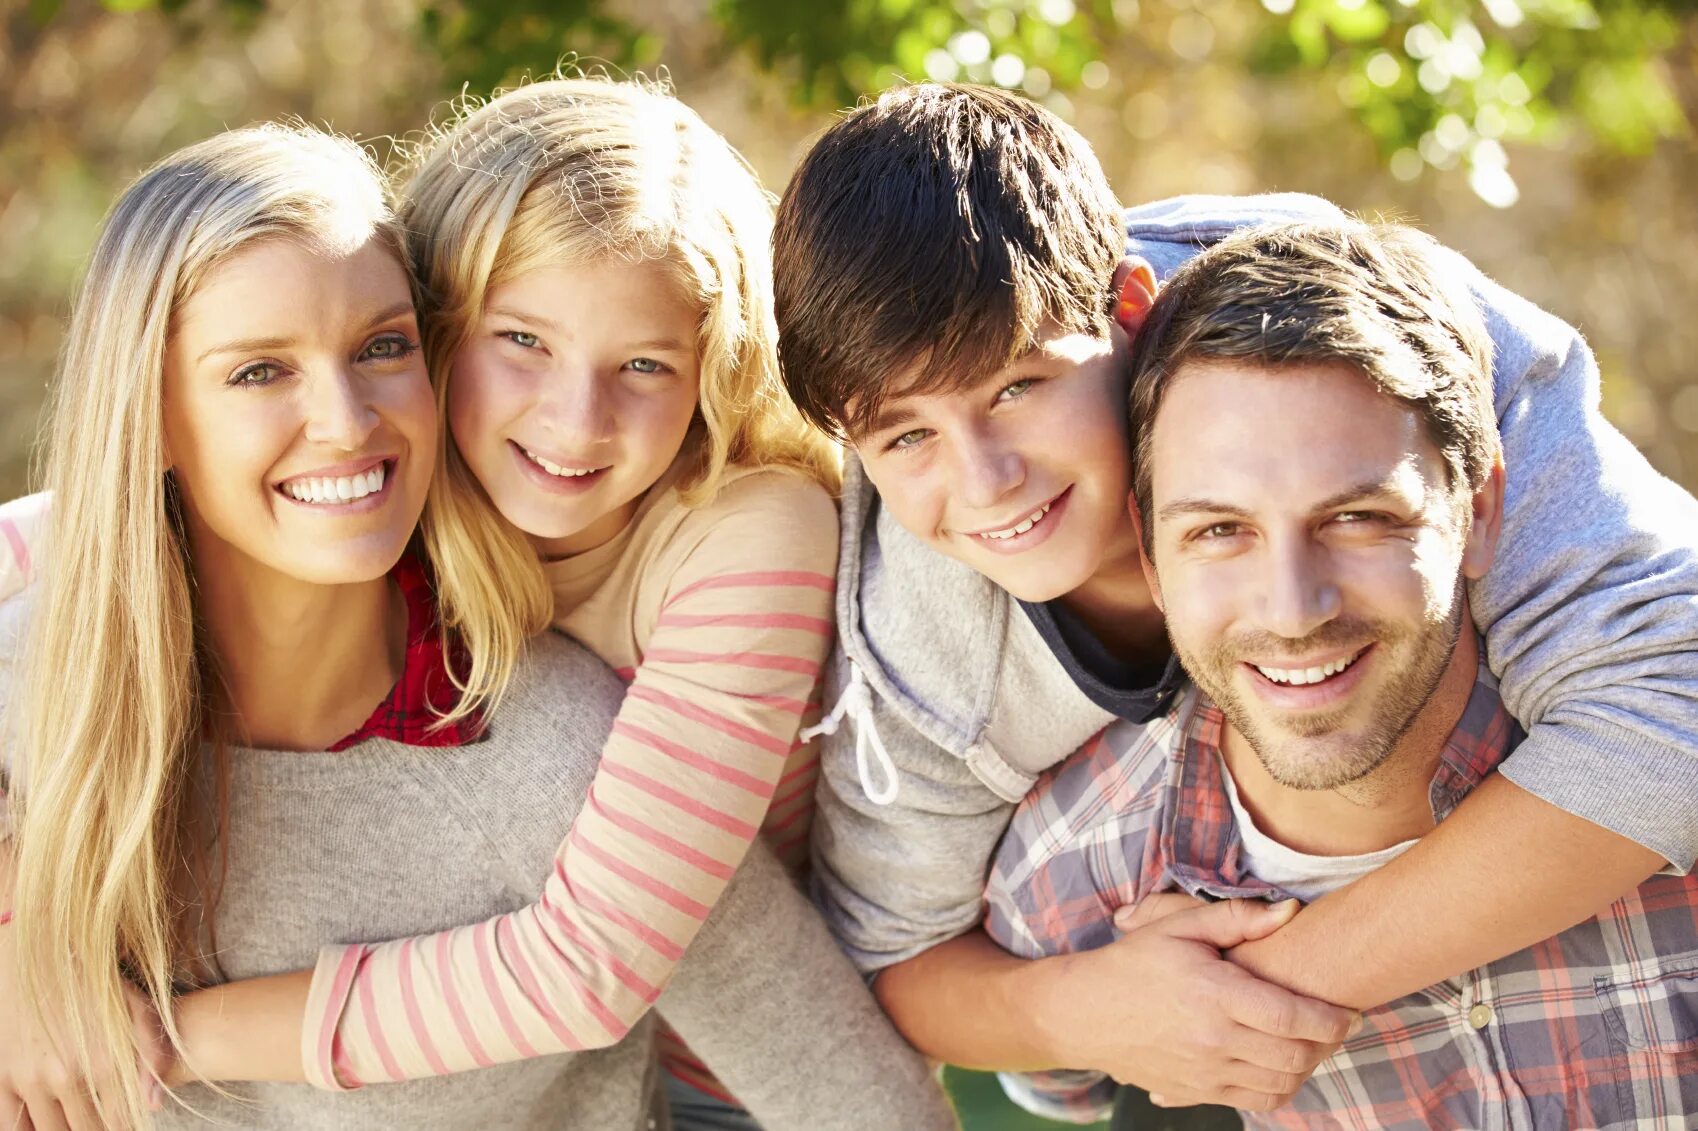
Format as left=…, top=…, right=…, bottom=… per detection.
left=1113, top=892, right=1203, bottom=933
left=1221, top=973, right=1360, bottom=1044
left=1154, top=898, right=1302, bottom=950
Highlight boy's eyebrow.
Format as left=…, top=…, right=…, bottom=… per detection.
left=860, top=402, right=918, bottom=440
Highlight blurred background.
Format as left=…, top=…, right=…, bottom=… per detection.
left=0, top=0, right=1693, bottom=1126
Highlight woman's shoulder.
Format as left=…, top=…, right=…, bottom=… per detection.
left=690, top=464, right=838, bottom=538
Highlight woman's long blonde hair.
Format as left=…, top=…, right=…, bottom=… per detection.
left=3, top=125, right=404, bottom=1127
left=406, top=75, right=838, bottom=727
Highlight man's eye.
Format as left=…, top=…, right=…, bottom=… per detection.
left=501, top=330, right=540, bottom=348
left=1334, top=511, right=1385, bottom=526
left=229, top=362, right=282, bottom=387
left=888, top=428, right=931, bottom=451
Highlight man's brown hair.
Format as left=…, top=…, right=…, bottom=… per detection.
left=773, top=83, right=1125, bottom=441
left=1126, top=221, right=1497, bottom=545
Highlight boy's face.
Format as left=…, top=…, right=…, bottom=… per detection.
left=851, top=321, right=1139, bottom=603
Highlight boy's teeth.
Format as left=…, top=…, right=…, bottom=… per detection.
left=979, top=501, right=1054, bottom=541
left=524, top=447, right=601, bottom=478
left=1254, top=651, right=1361, bottom=686
left=282, top=464, right=385, bottom=505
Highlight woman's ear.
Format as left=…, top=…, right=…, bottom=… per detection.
left=1111, top=258, right=1158, bottom=337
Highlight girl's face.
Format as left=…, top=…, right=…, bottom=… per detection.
left=447, top=257, right=703, bottom=557
left=162, top=235, right=436, bottom=586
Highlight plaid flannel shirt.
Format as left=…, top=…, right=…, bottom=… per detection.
left=983, top=658, right=1698, bottom=1129
left=329, top=550, right=483, bottom=750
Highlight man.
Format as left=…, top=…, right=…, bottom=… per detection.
left=984, top=219, right=1697, bottom=1128
left=774, top=83, right=1697, bottom=1108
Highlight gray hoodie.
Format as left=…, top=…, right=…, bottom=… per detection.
left=808, top=193, right=1698, bottom=974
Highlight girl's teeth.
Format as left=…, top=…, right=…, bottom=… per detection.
left=282, top=464, right=385, bottom=505
left=525, top=447, right=601, bottom=478
left=979, top=501, right=1054, bottom=541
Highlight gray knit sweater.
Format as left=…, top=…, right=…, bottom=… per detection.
left=0, top=606, right=956, bottom=1130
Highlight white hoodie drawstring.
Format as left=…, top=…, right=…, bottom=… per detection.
left=799, top=662, right=900, bottom=805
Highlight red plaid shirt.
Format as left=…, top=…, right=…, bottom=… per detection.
left=329, top=552, right=482, bottom=751
left=984, top=657, right=1698, bottom=1129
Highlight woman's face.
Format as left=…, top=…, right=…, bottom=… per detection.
left=162, top=235, right=436, bottom=586
left=446, top=257, right=703, bottom=558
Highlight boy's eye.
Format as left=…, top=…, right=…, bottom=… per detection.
left=501, top=330, right=540, bottom=349
left=888, top=428, right=931, bottom=451
left=1198, top=522, right=1242, bottom=540
left=996, top=378, right=1036, bottom=402
left=229, top=361, right=283, bottom=387
left=626, top=357, right=669, bottom=375
left=360, top=332, right=418, bottom=362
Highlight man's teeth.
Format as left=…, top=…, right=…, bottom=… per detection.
left=979, top=501, right=1054, bottom=541
left=282, top=465, right=385, bottom=505
left=1255, top=652, right=1361, bottom=686
left=523, top=447, right=602, bottom=478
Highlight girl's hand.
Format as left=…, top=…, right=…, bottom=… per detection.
left=0, top=928, right=173, bottom=1131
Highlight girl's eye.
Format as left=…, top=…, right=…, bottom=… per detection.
left=360, top=333, right=418, bottom=362
left=626, top=357, right=669, bottom=375
left=888, top=428, right=931, bottom=452
left=501, top=330, right=540, bottom=349
left=229, top=362, right=283, bottom=387
left=996, top=378, right=1036, bottom=403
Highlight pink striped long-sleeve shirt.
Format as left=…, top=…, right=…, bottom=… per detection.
left=301, top=463, right=837, bottom=1091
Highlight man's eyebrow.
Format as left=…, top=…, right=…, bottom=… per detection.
left=1156, top=499, right=1253, bottom=521
left=1311, top=477, right=1412, bottom=513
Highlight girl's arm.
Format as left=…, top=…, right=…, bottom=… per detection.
left=175, top=474, right=840, bottom=1088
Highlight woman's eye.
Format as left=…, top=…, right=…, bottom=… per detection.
left=361, top=333, right=417, bottom=362
left=502, top=330, right=540, bottom=349
left=626, top=357, right=669, bottom=375
left=888, top=428, right=931, bottom=451
left=229, top=362, right=282, bottom=387
left=996, top=378, right=1036, bottom=402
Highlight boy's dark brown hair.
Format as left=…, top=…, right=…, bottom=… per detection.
left=1126, top=221, right=1497, bottom=550
left=773, top=83, right=1125, bottom=441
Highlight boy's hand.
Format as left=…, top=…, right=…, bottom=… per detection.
left=1049, top=896, right=1359, bottom=1112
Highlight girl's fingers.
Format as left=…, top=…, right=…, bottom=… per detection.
left=0, top=1090, right=32, bottom=1131
left=14, top=1092, right=66, bottom=1131
left=51, top=1089, right=107, bottom=1131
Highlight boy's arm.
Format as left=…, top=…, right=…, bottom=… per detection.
left=1230, top=253, right=1695, bottom=1006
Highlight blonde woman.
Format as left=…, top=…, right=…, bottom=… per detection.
left=0, top=121, right=952, bottom=1131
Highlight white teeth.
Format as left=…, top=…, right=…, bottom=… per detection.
left=522, top=446, right=603, bottom=478
left=978, top=501, right=1054, bottom=541
left=1254, top=651, right=1362, bottom=686
left=281, top=464, right=385, bottom=506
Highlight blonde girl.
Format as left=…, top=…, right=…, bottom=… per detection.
left=275, top=76, right=853, bottom=1120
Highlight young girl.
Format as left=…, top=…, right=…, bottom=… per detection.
left=0, top=119, right=953, bottom=1131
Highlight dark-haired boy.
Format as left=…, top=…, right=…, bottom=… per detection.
left=983, top=219, right=1698, bottom=1128
left=777, top=84, right=1698, bottom=1110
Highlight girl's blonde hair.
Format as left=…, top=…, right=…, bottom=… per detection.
left=407, top=76, right=837, bottom=726
left=4, top=124, right=404, bottom=1126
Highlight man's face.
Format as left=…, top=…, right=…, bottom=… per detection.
left=1142, top=357, right=1499, bottom=790
left=852, top=322, right=1140, bottom=603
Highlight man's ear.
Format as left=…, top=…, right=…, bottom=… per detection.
left=1110, top=257, right=1158, bottom=338
left=1128, top=491, right=1165, bottom=612
left=1461, top=451, right=1505, bottom=581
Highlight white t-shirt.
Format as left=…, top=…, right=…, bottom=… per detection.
left=1218, top=754, right=1419, bottom=902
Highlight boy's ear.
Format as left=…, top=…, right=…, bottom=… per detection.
left=1111, top=257, right=1158, bottom=338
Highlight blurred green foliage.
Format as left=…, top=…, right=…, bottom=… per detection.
left=78, top=0, right=1691, bottom=205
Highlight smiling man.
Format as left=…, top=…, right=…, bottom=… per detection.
left=983, top=221, right=1698, bottom=1128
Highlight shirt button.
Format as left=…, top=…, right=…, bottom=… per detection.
left=1467, top=1003, right=1494, bottom=1029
